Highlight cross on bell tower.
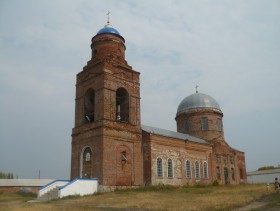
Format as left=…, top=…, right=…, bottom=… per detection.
left=106, top=11, right=111, bottom=25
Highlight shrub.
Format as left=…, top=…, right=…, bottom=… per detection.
left=212, top=180, right=219, bottom=186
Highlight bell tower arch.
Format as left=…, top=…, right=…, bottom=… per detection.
left=71, top=20, right=143, bottom=189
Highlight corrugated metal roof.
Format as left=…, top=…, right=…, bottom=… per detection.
left=247, top=168, right=280, bottom=176
left=142, top=125, right=209, bottom=145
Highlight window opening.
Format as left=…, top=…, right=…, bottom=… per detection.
left=195, top=161, right=200, bottom=179
left=157, top=158, right=163, bottom=177
left=84, top=89, right=95, bottom=123
left=218, top=119, right=223, bottom=131
left=81, top=147, right=92, bottom=178
left=186, top=160, right=191, bottom=178
left=167, top=159, right=173, bottom=178
left=216, top=166, right=221, bottom=180
left=121, top=151, right=127, bottom=164
left=216, top=154, right=221, bottom=163
left=203, top=162, right=208, bottom=179
left=231, top=168, right=235, bottom=180
left=201, top=117, right=208, bottom=130
left=224, top=167, right=229, bottom=184
left=184, top=119, right=190, bottom=132
left=116, top=88, right=129, bottom=122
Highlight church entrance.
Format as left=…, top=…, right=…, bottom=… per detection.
left=224, top=167, right=229, bottom=184
left=81, top=147, right=92, bottom=178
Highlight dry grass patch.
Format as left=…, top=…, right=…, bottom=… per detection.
left=0, top=184, right=269, bottom=211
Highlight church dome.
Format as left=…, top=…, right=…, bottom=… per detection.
left=177, top=92, right=221, bottom=115
left=96, top=25, right=121, bottom=36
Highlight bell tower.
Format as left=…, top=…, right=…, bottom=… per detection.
left=71, top=19, right=143, bottom=189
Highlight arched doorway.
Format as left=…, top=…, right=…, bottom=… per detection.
left=224, top=167, right=229, bottom=184
left=80, top=147, right=92, bottom=178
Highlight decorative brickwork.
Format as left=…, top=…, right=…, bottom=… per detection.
left=71, top=23, right=246, bottom=188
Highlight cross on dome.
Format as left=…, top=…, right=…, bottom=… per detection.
left=106, top=11, right=111, bottom=26
left=195, top=85, right=199, bottom=93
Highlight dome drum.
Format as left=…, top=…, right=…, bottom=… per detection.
left=176, top=93, right=222, bottom=116
left=91, top=28, right=126, bottom=64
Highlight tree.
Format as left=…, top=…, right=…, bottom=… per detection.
left=0, top=171, right=15, bottom=179
left=258, top=166, right=276, bottom=171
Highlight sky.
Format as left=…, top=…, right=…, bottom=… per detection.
left=0, top=0, right=279, bottom=179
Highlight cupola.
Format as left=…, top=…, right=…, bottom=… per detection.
left=89, top=15, right=129, bottom=67
left=175, top=91, right=225, bottom=143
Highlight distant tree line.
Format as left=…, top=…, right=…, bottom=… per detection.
left=0, top=171, right=15, bottom=179
left=258, top=166, right=279, bottom=171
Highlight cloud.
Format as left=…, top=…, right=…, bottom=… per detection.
left=0, top=0, right=279, bottom=178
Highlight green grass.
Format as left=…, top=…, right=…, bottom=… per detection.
left=1, top=184, right=278, bottom=211
left=0, top=192, right=36, bottom=203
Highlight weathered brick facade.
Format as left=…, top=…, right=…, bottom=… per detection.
left=71, top=25, right=143, bottom=188
left=71, top=23, right=246, bottom=189
left=143, top=131, right=213, bottom=185
left=175, top=103, right=247, bottom=184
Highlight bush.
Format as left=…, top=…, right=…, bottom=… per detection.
left=212, top=180, right=219, bottom=186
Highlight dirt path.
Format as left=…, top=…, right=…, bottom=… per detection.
left=234, top=201, right=268, bottom=211
left=234, top=194, right=280, bottom=211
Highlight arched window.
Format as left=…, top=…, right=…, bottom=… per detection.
left=195, top=161, right=200, bottom=179
left=184, top=119, right=190, bottom=132
left=80, top=147, right=93, bottom=178
left=217, top=119, right=223, bottom=131
left=167, top=159, right=173, bottom=178
left=231, top=168, right=235, bottom=180
left=84, top=89, right=95, bottom=123
left=224, top=167, right=229, bottom=184
left=116, top=88, right=129, bottom=122
left=83, top=147, right=92, bottom=161
left=186, top=160, right=191, bottom=178
left=203, top=161, right=208, bottom=179
left=157, top=158, right=163, bottom=177
left=216, top=166, right=221, bottom=180
left=201, top=117, right=208, bottom=130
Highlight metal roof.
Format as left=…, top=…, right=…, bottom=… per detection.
left=142, top=125, right=209, bottom=145
left=247, top=168, right=280, bottom=176
left=177, top=92, right=221, bottom=115
left=97, top=25, right=121, bottom=36
left=0, top=179, right=54, bottom=187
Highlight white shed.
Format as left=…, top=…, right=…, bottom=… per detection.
left=247, top=169, right=280, bottom=184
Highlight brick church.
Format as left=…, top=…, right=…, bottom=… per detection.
left=70, top=20, right=247, bottom=190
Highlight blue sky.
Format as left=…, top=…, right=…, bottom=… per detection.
left=0, top=0, right=279, bottom=179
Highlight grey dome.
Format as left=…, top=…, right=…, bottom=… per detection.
left=177, top=93, right=221, bottom=115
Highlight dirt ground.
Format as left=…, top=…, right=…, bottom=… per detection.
left=234, top=194, right=280, bottom=211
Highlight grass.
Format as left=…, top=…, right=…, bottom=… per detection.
left=252, top=193, right=280, bottom=211
left=0, top=184, right=274, bottom=211
left=0, top=192, right=36, bottom=203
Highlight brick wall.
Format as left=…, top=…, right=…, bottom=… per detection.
left=143, top=131, right=213, bottom=186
